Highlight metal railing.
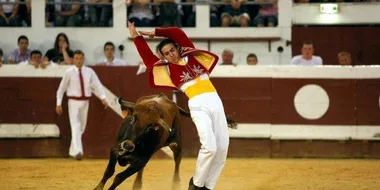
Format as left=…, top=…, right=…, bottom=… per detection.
left=0, top=1, right=275, bottom=6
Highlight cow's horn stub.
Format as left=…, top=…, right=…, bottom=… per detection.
left=119, top=98, right=135, bottom=109
left=157, top=118, right=172, bottom=133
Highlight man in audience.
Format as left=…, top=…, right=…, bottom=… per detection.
left=96, top=41, right=128, bottom=66
left=8, top=35, right=31, bottom=64
left=87, top=0, right=112, bottom=27
left=220, top=0, right=250, bottom=27
left=247, top=53, right=258, bottom=65
left=18, top=50, right=52, bottom=69
left=55, top=0, right=84, bottom=27
left=338, top=52, right=352, bottom=66
left=291, top=41, right=323, bottom=66
left=220, top=49, right=237, bottom=65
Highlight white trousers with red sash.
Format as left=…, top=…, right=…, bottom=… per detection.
left=188, top=92, right=230, bottom=189
left=68, top=99, right=89, bottom=157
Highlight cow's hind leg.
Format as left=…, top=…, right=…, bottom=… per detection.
left=94, top=146, right=118, bottom=190
left=108, top=162, right=146, bottom=190
left=132, top=167, right=144, bottom=190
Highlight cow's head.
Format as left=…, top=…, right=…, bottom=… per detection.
left=117, top=97, right=171, bottom=156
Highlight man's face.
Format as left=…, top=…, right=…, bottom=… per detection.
left=30, top=53, right=42, bottom=63
left=338, top=55, right=351, bottom=65
left=301, top=44, right=314, bottom=59
left=247, top=57, right=258, bottom=65
left=104, top=45, right=115, bottom=58
left=161, top=43, right=180, bottom=63
left=18, top=39, right=29, bottom=52
left=73, top=54, right=85, bottom=68
left=222, top=51, right=233, bottom=64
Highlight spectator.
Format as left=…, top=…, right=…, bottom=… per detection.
left=55, top=0, right=84, bottom=27
left=88, top=0, right=112, bottom=27
left=291, top=41, right=323, bottom=66
left=18, top=0, right=31, bottom=26
left=220, top=0, right=250, bottom=27
left=44, top=33, right=74, bottom=65
left=45, top=0, right=55, bottom=27
left=181, top=0, right=195, bottom=27
left=254, top=0, right=278, bottom=27
left=220, top=49, right=236, bottom=65
left=0, top=48, right=3, bottom=66
left=156, top=0, right=181, bottom=27
left=8, top=35, right=31, bottom=64
left=338, top=52, right=352, bottom=66
left=0, top=0, right=22, bottom=26
left=96, top=41, right=128, bottom=66
left=18, top=50, right=53, bottom=69
left=247, top=53, right=258, bottom=65
left=127, top=0, right=155, bottom=27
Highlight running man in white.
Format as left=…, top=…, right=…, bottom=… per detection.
left=56, top=50, right=108, bottom=160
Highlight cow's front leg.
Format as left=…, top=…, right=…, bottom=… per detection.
left=94, top=146, right=118, bottom=190
left=108, top=162, right=147, bottom=190
left=132, top=167, right=144, bottom=190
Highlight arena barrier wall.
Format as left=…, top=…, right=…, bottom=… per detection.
left=1, top=65, right=380, bottom=158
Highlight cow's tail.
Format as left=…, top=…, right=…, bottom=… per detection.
left=177, top=106, right=238, bottom=129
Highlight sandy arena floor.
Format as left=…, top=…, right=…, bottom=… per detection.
left=0, top=158, right=379, bottom=190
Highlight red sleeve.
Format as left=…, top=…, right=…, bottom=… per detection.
left=133, top=36, right=160, bottom=70
left=155, top=27, right=195, bottom=48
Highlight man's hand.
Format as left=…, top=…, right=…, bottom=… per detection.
left=102, top=99, right=108, bottom=109
left=41, top=61, right=49, bottom=69
left=138, top=31, right=155, bottom=38
left=128, top=21, right=139, bottom=38
left=56, top=105, right=63, bottom=116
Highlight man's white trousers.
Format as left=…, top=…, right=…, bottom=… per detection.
left=188, top=92, right=230, bottom=190
left=68, top=99, right=89, bottom=157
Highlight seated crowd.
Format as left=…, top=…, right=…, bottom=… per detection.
left=0, top=33, right=352, bottom=68
left=0, top=0, right=279, bottom=28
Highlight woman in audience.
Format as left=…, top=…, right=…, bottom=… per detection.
left=44, top=33, right=74, bottom=65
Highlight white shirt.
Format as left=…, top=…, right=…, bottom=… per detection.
left=96, top=57, right=128, bottom=66
left=56, top=66, right=106, bottom=106
left=291, top=55, right=323, bottom=66
left=18, top=60, right=58, bottom=67
left=0, top=0, right=15, bottom=13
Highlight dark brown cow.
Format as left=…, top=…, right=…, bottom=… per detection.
left=94, top=93, right=237, bottom=190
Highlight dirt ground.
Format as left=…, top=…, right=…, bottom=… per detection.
left=0, top=158, right=379, bottom=190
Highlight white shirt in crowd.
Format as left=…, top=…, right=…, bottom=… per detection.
left=56, top=66, right=106, bottom=106
left=97, top=57, right=129, bottom=66
left=290, top=55, right=323, bottom=66
left=18, top=60, right=58, bottom=67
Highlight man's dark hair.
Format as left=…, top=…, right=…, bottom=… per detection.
left=303, top=41, right=313, bottom=46
left=104, top=41, right=115, bottom=51
left=73, top=50, right=85, bottom=57
left=0, top=48, right=3, bottom=56
left=30, top=50, right=42, bottom=56
left=157, top=39, right=180, bottom=55
left=247, top=53, right=257, bottom=59
left=18, top=35, right=28, bottom=43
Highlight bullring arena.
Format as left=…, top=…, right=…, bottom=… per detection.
left=2, top=1, right=380, bottom=190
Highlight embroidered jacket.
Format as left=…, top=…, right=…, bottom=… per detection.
left=133, top=27, right=219, bottom=91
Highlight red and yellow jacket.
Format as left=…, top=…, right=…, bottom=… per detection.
left=133, top=27, right=219, bottom=99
